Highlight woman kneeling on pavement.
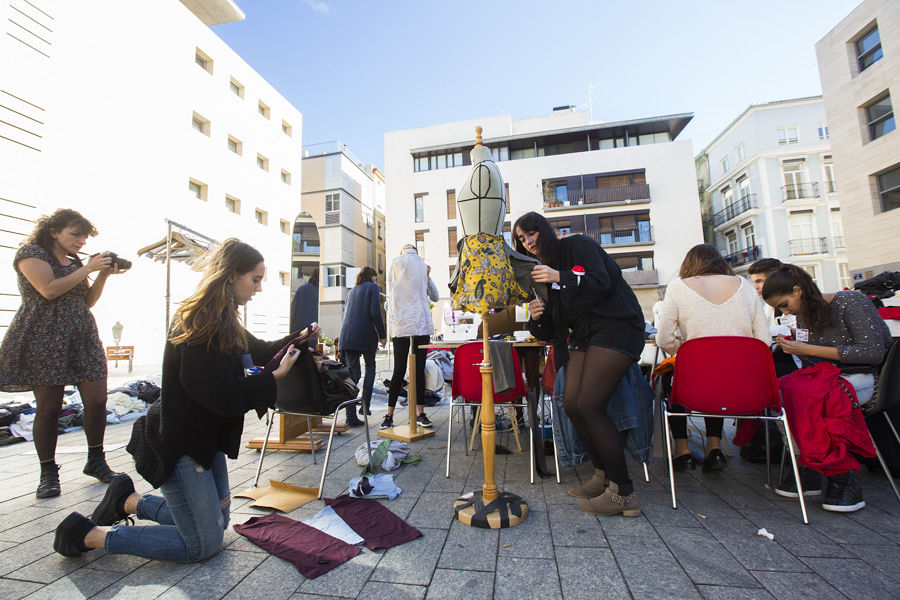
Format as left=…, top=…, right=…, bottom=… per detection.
left=515, top=211, right=645, bottom=517
left=53, top=238, right=318, bottom=560
left=763, top=264, right=892, bottom=512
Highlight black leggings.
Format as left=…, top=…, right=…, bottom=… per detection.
left=668, top=412, right=723, bottom=441
left=563, top=346, right=634, bottom=485
left=388, top=335, right=429, bottom=409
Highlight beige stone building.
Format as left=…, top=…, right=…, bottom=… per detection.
left=816, top=0, right=900, bottom=281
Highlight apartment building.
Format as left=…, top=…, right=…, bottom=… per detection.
left=816, top=0, right=900, bottom=282
left=300, top=142, right=385, bottom=337
left=384, top=107, right=705, bottom=322
left=0, top=0, right=303, bottom=362
left=697, top=97, right=849, bottom=291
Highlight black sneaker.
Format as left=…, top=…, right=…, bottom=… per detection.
left=54, top=512, right=95, bottom=557
left=380, top=414, right=394, bottom=429
left=91, top=474, right=135, bottom=526
left=416, top=413, right=433, bottom=428
left=775, top=466, right=823, bottom=498
left=823, top=472, right=866, bottom=512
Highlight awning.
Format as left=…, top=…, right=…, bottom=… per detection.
left=137, top=230, right=215, bottom=269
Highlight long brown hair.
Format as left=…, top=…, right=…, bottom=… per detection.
left=26, top=209, right=98, bottom=257
left=762, top=264, right=832, bottom=332
left=169, top=238, right=264, bottom=353
left=679, top=244, right=735, bottom=278
left=513, top=211, right=561, bottom=269
left=356, top=266, right=376, bottom=286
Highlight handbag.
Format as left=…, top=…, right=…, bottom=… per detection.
left=275, top=347, right=358, bottom=415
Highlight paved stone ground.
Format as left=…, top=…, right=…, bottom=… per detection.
left=1, top=379, right=899, bottom=599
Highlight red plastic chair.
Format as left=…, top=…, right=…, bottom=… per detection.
left=446, top=342, right=532, bottom=480
left=662, top=336, right=809, bottom=524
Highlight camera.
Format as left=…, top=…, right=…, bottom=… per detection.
left=91, top=252, right=132, bottom=271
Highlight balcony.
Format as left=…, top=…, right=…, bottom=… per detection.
left=833, top=236, right=845, bottom=249
left=781, top=182, right=820, bottom=202
left=825, top=180, right=836, bottom=194
left=713, top=194, right=757, bottom=227
left=543, top=183, right=650, bottom=209
left=723, top=245, right=762, bottom=268
left=580, top=226, right=654, bottom=248
left=789, top=237, right=829, bottom=255
left=622, top=269, right=658, bottom=286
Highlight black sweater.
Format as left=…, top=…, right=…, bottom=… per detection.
left=127, top=330, right=295, bottom=489
left=527, top=234, right=643, bottom=367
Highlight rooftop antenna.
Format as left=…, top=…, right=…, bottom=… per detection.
left=587, top=82, right=603, bottom=122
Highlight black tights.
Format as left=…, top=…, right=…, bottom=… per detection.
left=668, top=412, right=723, bottom=441
left=563, top=346, right=634, bottom=486
left=33, top=380, right=108, bottom=463
left=387, top=335, right=428, bottom=410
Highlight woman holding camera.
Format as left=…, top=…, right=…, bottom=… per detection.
left=0, top=209, right=124, bottom=498
left=52, top=238, right=315, bottom=562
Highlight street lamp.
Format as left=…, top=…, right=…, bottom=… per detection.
left=112, top=321, right=124, bottom=345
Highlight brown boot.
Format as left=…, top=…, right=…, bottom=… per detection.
left=567, top=468, right=608, bottom=498
left=577, top=481, right=641, bottom=517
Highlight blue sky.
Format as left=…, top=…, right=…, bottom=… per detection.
left=215, top=0, right=858, bottom=170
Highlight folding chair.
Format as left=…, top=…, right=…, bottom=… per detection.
left=253, top=398, right=372, bottom=499
left=861, top=339, right=900, bottom=504
left=662, top=336, right=809, bottom=524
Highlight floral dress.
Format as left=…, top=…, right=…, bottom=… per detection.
left=0, top=244, right=106, bottom=391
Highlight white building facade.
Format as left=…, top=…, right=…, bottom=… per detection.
left=699, top=97, right=849, bottom=291
left=384, top=108, right=705, bottom=323
left=0, top=0, right=303, bottom=364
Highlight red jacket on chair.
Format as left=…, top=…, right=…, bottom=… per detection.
left=778, top=362, right=876, bottom=476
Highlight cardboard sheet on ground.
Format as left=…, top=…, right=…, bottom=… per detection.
left=235, top=480, right=319, bottom=512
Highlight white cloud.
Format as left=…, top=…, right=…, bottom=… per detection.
left=303, top=0, right=330, bottom=14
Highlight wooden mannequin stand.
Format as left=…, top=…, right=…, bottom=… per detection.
left=453, top=318, right=528, bottom=528
left=378, top=335, right=436, bottom=442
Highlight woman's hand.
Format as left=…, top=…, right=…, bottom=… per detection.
left=298, top=322, right=322, bottom=342
left=531, top=265, right=560, bottom=284
left=528, top=298, right=545, bottom=320
left=85, top=253, right=112, bottom=273
left=272, top=345, right=300, bottom=380
left=775, top=335, right=809, bottom=356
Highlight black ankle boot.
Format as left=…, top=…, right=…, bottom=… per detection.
left=54, top=512, right=95, bottom=557
left=83, top=452, right=120, bottom=483
left=92, top=474, right=136, bottom=526
left=37, top=463, right=61, bottom=498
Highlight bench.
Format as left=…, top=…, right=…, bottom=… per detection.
left=106, top=345, right=134, bottom=373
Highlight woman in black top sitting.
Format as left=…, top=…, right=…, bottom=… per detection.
left=514, top=212, right=645, bottom=517
left=53, top=239, right=317, bottom=560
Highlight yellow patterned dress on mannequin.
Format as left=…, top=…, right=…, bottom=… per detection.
left=452, top=233, right=527, bottom=315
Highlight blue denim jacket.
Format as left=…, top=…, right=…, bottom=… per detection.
left=551, top=362, right=654, bottom=469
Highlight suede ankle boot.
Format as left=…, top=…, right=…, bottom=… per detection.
left=577, top=481, right=641, bottom=517
left=83, top=449, right=120, bottom=483
left=567, top=468, right=608, bottom=498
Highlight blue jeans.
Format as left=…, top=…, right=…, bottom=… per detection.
left=344, top=349, right=376, bottom=402
left=105, top=453, right=230, bottom=562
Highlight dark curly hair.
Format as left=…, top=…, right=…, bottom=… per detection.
left=25, top=209, right=98, bottom=256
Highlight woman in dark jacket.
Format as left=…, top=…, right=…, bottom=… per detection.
left=514, top=212, right=645, bottom=517
left=53, top=239, right=317, bottom=561
left=339, top=267, right=386, bottom=425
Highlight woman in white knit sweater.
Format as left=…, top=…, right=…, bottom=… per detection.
left=657, top=244, right=770, bottom=472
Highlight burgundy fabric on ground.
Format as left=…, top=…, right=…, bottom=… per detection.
left=324, top=494, right=423, bottom=550
left=233, top=513, right=360, bottom=578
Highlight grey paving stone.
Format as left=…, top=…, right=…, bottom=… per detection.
left=6, top=548, right=102, bottom=584
left=608, top=534, right=702, bottom=600
left=13, top=566, right=124, bottom=600
left=640, top=492, right=706, bottom=528
left=437, top=519, right=499, bottom=571
left=809, top=510, right=893, bottom=545
left=370, top=527, right=446, bottom=586
left=0, top=531, right=56, bottom=577
left=697, top=584, right=776, bottom=599
left=597, top=511, right=657, bottom=537
left=844, top=543, right=900, bottom=582
left=297, top=547, right=380, bottom=598
left=751, top=570, right=847, bottom=600
left=424, top=568, right=494, bottom=600
left=288, top=595, right=352, bottom=600
left=555, top=546, right=631, bottom=600
left=700, top=519, right=809, bottom=572
left=494, top=557, right=562, bottom=600
left=156, top=549, right=266, bottom=600
left=546, top=503, right=607, bottom=548
left=0, top=577, right=42, bottom=600
left=359, top=581, right=427, bottom=600
left=497, top=508, right=553, bottom=558
left=801, top=556, right=899, bottom=600
left=656, top=525, right=758, bottom=587
left=90, top=559, right=201, bottom=600
left=674, top=491, right=745, bottom=520
left=85, top=553, right=151, bottom=574
left=221, top=555, right=304, bottom=600
left=738, top=509, right=852, bottom=558
left=846, top=503, right=900, bottom=538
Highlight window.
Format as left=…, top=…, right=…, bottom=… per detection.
left=737, top=175, right=751, bottom=200
left=448, top=227, right=458, bottom=256
left=741, top=222, right=756, bottom=249
left=281, top=120, right=292, bottom=136
left=325, top=192, right=340, bottom=212
left=505, top=183, right=510, bottom=213
left=823, top=155, right=836, bottom=193
left=188, top=178, right=207, bottom=201
left=725, top=230, right=738, bottom=255
left=721, top=156, right=729, bottom=174
left=736, top=144, right=745, bottom=163
left=377, top=221, right=383, bottom=240
left=281, top=169, right=291, bottom=185
left=490, top=146, right=509, bottom=162
left=229, top=78, right=244, bottom=98
left=801, top=264, right=820, bottom=289
left=818, top=123, right=830, bottom=140
left=378, top=253, right=384, bottom=274
left=293, top=224, right=320, bottom=253
left=782, top=160, right=808, bottom=199
left=415, top=231, right=425, bottom=256
left=722, top=186, right=734, bottom=209
left=789, top=211, right=815, bottom=252
left=503, top=222, right=512, bottom=246
left=325, top=265, right=345, bottom=287
left=255, top=208, right=268, bottom=225
left=830, top=208, right=845, bottom=247
left=225, top=195, right=240, bottom=214
left=838, top=263, right=850, bottom=290
left=446, top=189, right=456, bottom=219
left=195, top=48, right=213, bottom=73
left=227, top=135, right=242, bottom=155
left=191, top=112, right=210, bottom=136
left=413, top=151, right=464, bottom=172
left=877, top=164, right=900, bottom=212
left=414, top=193, right=425, bottom=223
left=865, top=94, right=895, bottom=141
left=280, top=271, right=290, bottom=286
left=855, top=25, right=882, bottom=72
left=256, top=154, right=269, bottom=171
left=258, top=101, right=270, bottom=119
left=777, top=126, right=799, bottom=145
left=280, top=219, right=290, bottom=234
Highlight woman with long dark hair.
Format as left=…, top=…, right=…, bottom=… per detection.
left=0, top=209, right=123, bottom=498
left=52, top=239, right=317, bottom=560
left=763, top=264, right=891, bottom=512
left=514, top=211, right=645, bottom=517
left=656, top=244, right=770, bottom=471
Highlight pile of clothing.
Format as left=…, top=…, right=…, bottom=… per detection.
left=105, top=379, right=161, bottom=424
